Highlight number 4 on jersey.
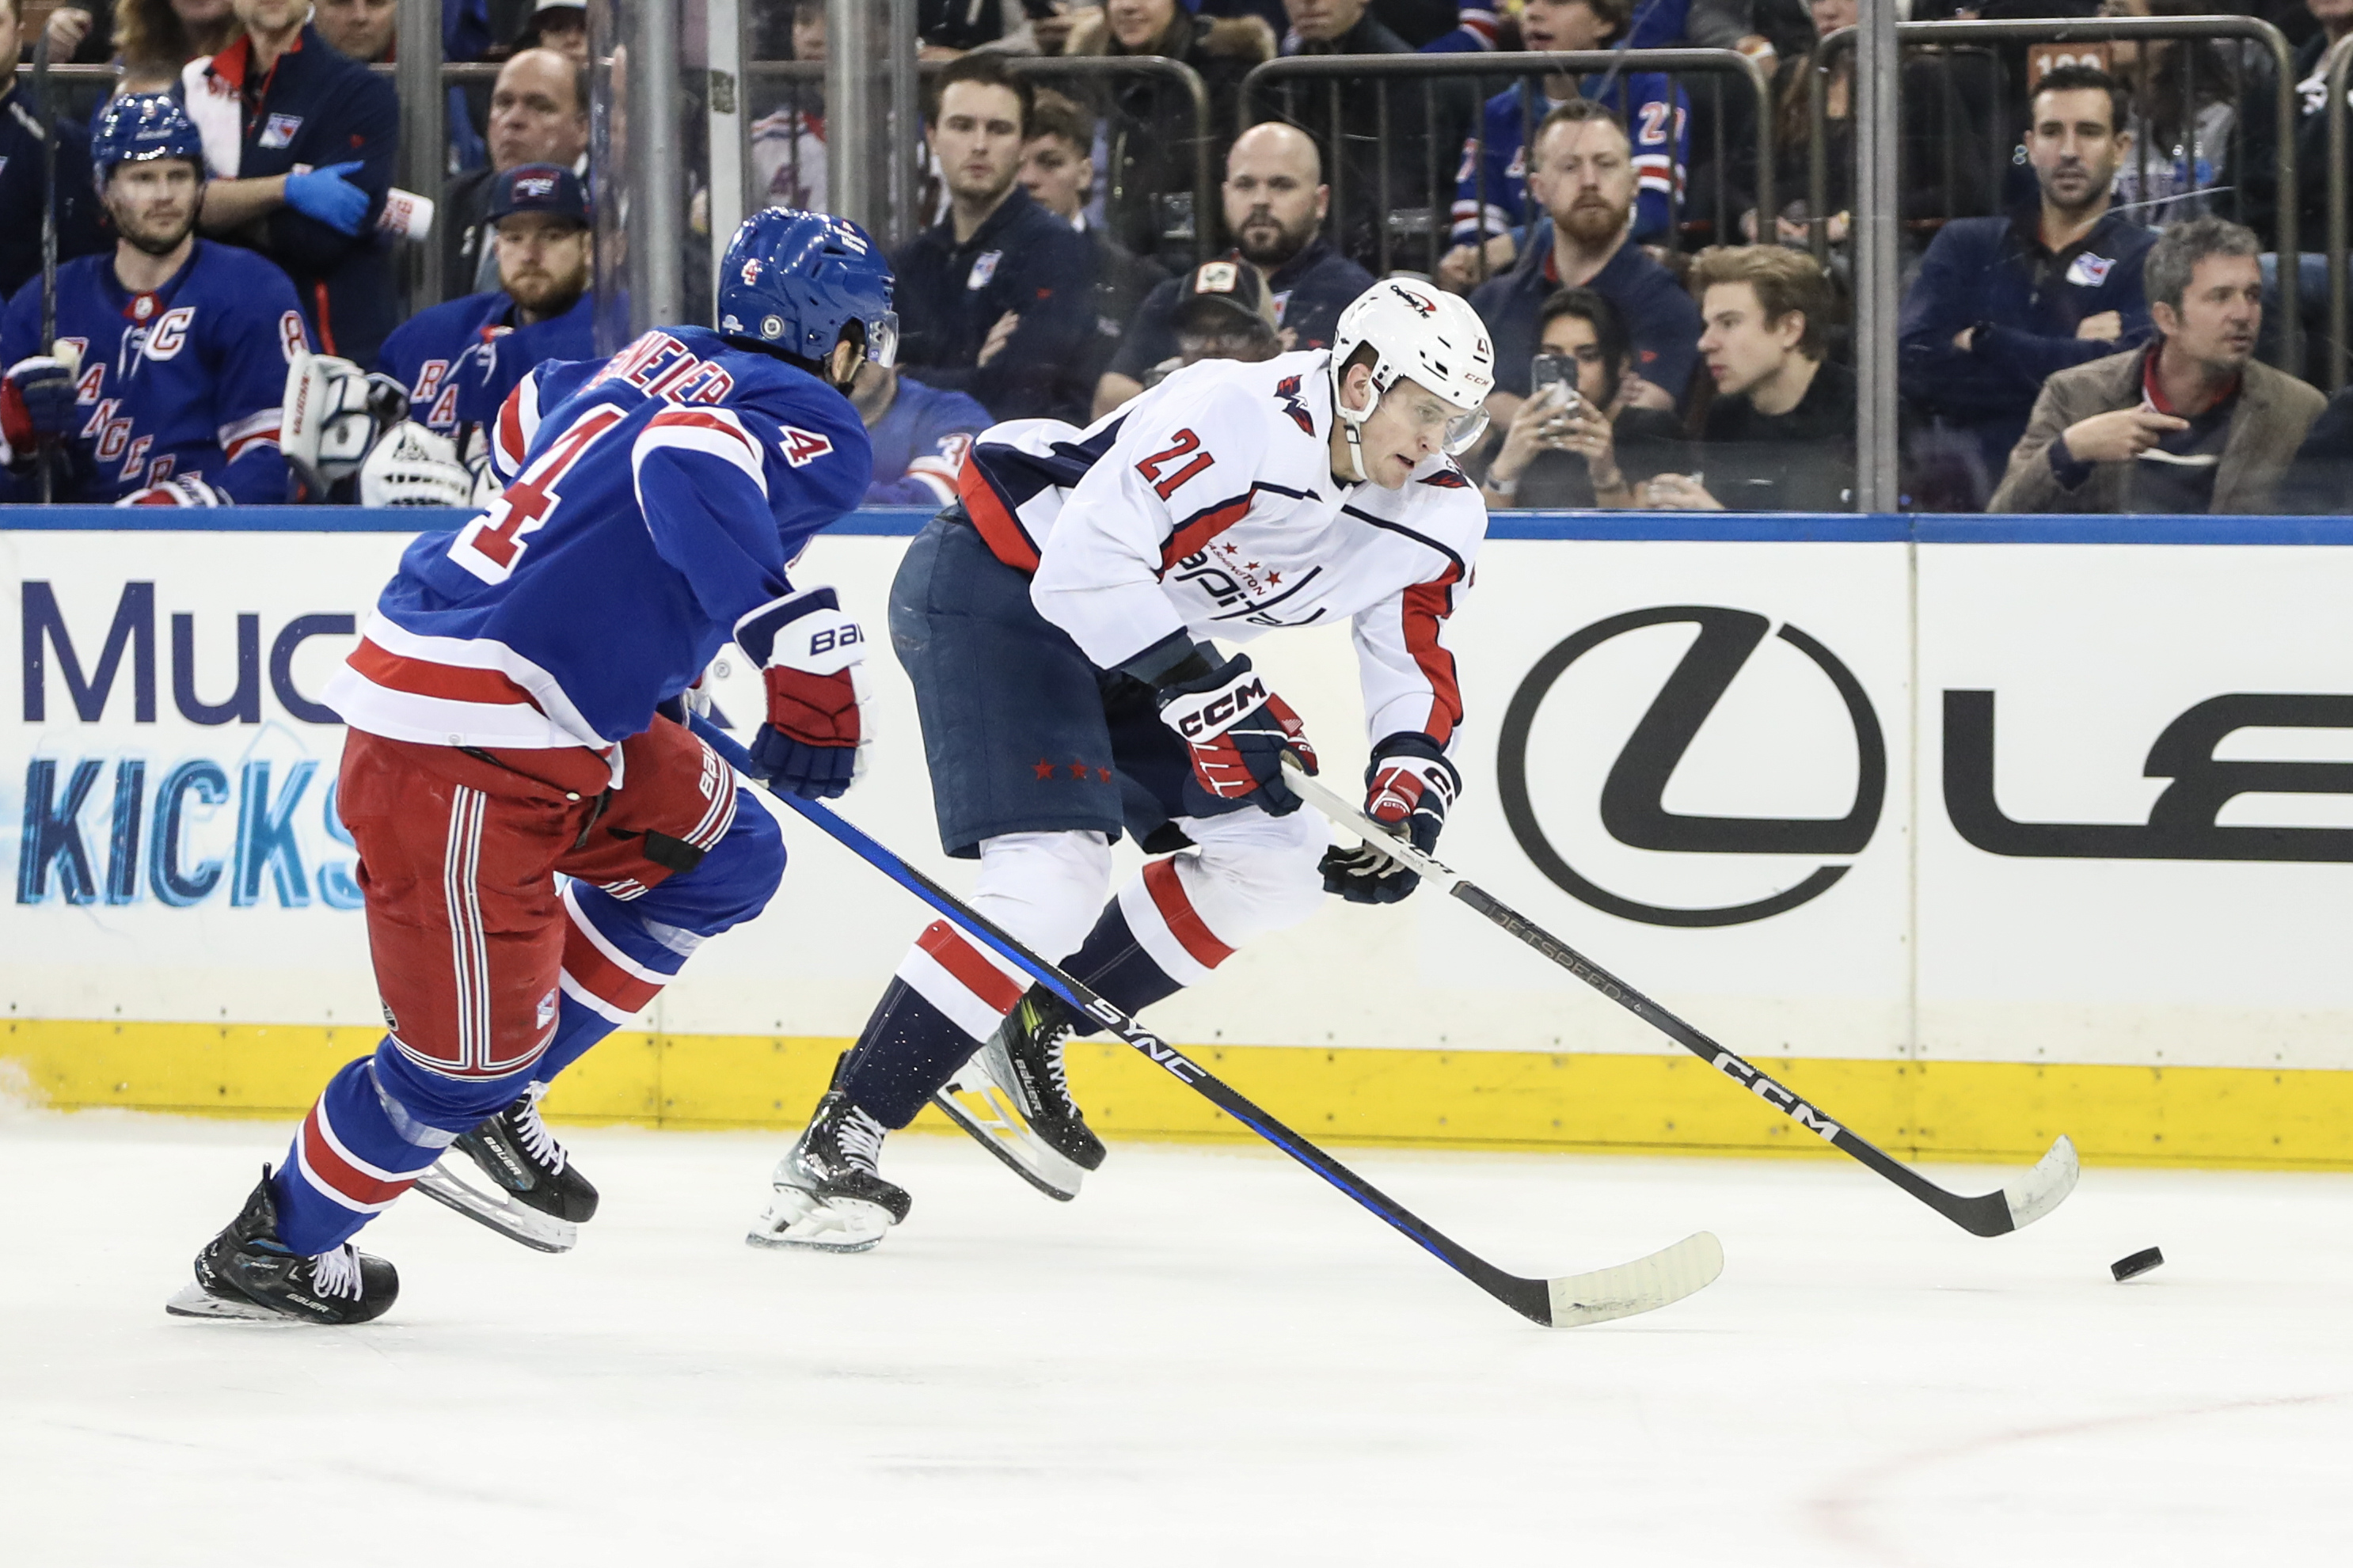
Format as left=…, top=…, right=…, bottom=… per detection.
left=453, top=408, right=623, bottom=584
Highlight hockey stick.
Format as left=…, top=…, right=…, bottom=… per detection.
left=686, top=713, right=1722, bottom=1328
left=1285, top=760, right=2079, bottom=1238
left=32, top=29, right=59, bottom=503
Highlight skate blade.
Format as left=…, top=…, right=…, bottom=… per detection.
left=744, top=1186, right=892, bottom=1254
left=163, top=1282, right=304, bottom=1322
left=932, top=1073, right=1087, bottom=1203
left=413, top=1160, right=578, bottom=1255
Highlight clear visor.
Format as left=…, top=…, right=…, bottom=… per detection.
left=1441, top=405, right=1489, bottom=456
left=865, top=311, right=899, bottom=369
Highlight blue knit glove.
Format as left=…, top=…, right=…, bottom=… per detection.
left=284, top=161, right=370, bottom=235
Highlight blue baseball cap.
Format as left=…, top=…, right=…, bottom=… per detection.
left=488, top=164, right=591, bottom=226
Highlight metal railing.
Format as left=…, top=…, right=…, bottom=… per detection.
left=1814, top=17, right=2300, bottom=374
left=1241, top=49, right=1774, bottom=280
left=744, top=55, right=1216, bottom=266
left=2322, top=33, right=2353, bottom=391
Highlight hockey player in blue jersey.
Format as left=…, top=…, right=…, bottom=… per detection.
left=167, top=209, right=895, bottom=1324
left=0, top=93, right=313, bottom=505
left=376, top=163, right=597, bottom=444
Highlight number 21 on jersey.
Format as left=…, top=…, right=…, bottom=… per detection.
left=1136, top=427, right=1215, bottom=500
left=450, top=407, right=623, bottom=585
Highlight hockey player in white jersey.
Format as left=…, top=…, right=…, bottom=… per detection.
left=751, top=277, right=1495, bottom=1251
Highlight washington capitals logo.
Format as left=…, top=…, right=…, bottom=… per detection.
left=1388, top=283, right=1439, bottom=317
left=1274, top=374, right=1312, bottom=435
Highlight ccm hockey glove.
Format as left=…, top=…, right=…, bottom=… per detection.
left=1321, top=733, right=1459, bottom=905
left=1155, top=651, right=1317, bottom=815
left=119, top=475, right=231, bottom=507
left=735, top=586, right=870, bottom=799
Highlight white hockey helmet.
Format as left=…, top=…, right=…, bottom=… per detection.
left=1329, top=278, right=1496, bottom=469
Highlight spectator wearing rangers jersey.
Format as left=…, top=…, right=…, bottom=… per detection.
left=376, top=164, right=595, bottom=443
left=1469, top=97, right=1703, bottom=427
left=747, top=279, right=1496, bottom=1253
left=1437, top=0, right=1690, bottom=290
left=0, top=0, right=109, bottom=299
left=167, top=211, right=895, bottom=1325
left=1095, top=122, right=1373, bottom=419
left=847, top=359, right=989, bottom=508
left=1, top=94, right=312, bottom=505
left=182, top=0, right=401, bottom=366
left=890, top=54, right=1095, bottom=424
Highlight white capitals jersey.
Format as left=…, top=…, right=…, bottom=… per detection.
left=955, top=351, right=1486, bottom=752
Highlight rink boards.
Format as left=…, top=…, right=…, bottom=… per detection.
left=4, top=507, right=2352, bottom=1169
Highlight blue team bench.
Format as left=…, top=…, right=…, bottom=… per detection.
left=6, top=506, right=2353, bottom=545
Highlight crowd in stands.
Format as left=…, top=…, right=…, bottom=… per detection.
left=9, top=0, right=2353, bottom=514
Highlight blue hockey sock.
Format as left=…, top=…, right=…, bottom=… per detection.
left=839, top=979, right=990, bottom=1129
left=269, top=1054, right=458, bottom=1255
left=1060, top=899, right=1185, bottom=1027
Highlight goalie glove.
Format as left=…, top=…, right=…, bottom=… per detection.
left=283, top=351, right=405, bottom=495
left=118, top=475, right=231, bottom=507
left=1154, top=650, right=1317, bottom=816
left=359, top=421, right=474, bottom=507
left=735, top=586, right=871, bottom=799
left=1321, top=733, right=1459, bottom=905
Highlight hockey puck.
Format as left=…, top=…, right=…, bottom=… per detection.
left=2110, top=1246, right=2165, bottom=1282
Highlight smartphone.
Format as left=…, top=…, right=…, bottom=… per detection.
left=1529, top=355, right=1582, bottom=417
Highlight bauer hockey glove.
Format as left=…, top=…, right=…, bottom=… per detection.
left=2, top=354, right=78, bottom=458
left=284, top=161, right=372, bottom=236
left=1155, top=651, right=1318, bottom=816
left=1321, top=733, right=1459, bottom=905
left=735, top=586, right=871, bottom=799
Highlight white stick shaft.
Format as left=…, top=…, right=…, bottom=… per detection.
left=1280, top=756, right=1462, bottom=893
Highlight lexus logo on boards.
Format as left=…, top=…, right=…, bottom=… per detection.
left=1498, top=607, right=1887, bottom=928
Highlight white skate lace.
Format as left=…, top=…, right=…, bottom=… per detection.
left=1043, top=1026, right=1076, bottom=1110
left=308, top=1245, right=363, bottom=1300
left=838, top=1105, right=888, bottom=1174
left=511, top=1082, right=567, bottom=1174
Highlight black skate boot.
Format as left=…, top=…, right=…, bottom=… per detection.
left=165, top=1167, right=398, bottom=1324
left=747, top=1057, right=910, bottom=1253
left=415, top=1081, right=595, bottom=1254
left=933, top=984, right=1107, bottom=1202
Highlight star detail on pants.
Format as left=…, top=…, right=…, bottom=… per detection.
left=1067, top=760, right=1090, bottom=780
left=1095, top=766, right=1112, bottom=782
left=1033, top=759, right=1056, bottom=780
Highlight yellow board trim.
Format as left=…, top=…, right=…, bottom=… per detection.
left=4, top=1019, right=2348, bottom=1170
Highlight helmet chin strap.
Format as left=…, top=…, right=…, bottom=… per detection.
left=1332, top=366, right=1378, bottom=484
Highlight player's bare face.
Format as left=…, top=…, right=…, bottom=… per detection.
left=496, top=214, right=592, bottom=318
left=1351, top=375, right=1457, bottom=490
left=931, top=83, right=1025, bottom=206
left=106, top=161, right=203, bottom=260
left=1538, top=121, right=1636, bottom=247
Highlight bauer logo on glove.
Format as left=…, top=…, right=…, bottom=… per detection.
left=735, top=586, right=873, bottom=800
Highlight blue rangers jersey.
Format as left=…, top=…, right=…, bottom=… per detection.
left=323, top=325, right=872, bottom=763
left=375, top=289, right=596, bottom=438
left=0, top=239, right=314, bottom=503
left=1452, top=75, right=1689, bottom=249
left=865, top=374, right=989, bottom=507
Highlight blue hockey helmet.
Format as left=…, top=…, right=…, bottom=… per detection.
left=717, top=208, right=898, bottom=368
left=92, top=93, right=207, bottom=188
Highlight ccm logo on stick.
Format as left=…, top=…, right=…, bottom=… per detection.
left=1707, top=1050, right=1842, bottom=1142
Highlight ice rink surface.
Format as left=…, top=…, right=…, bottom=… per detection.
left=2, top=1106, right=2347, bottom=1566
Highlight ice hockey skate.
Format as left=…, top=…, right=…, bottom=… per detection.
left=414, top=1081, right=599, bottom=1254
left=933, top=984, right=1107, bottom=1202
left=747, top=1064, right=911, bottom=1253
left=165, top=1167, right=399, bottom=1324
